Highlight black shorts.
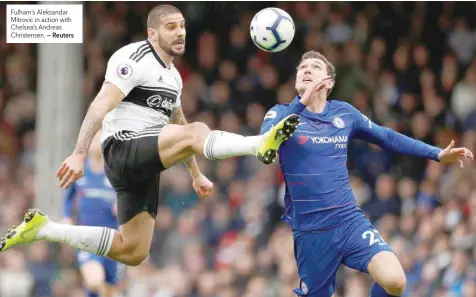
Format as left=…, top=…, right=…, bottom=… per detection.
left=102, top=126, right=166, bottom=225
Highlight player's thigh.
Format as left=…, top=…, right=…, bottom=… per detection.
left=158, top=122, right=210, bottom=168
left=341, top=217, right=394, bottom=274
left=106, top=175, right=157, bottom=259
left=116, top=179, right=158, bottom=251
left=293, top=232, right=343, bottom=297
left=367, top=251, right=406, bottom=291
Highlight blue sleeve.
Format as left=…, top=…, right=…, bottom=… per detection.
left=63, top=182, right=77, bottom=218
left=260, top=97, right=306, bottom=135
left=348, top=105, right=442, bottom=161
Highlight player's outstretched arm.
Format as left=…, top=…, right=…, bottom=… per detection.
left=349, top=104, right=474, bottom=166
left=57, top=83, right=124, bottom=188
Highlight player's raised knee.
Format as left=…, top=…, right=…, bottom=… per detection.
left=383, top=271, right=406, bottom=295
left=184, top=122, right=211, bottom=137
left=184, top=122, right=212, bottom=152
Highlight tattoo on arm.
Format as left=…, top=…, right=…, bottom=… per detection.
left=73, top=104, right=106, bottom=155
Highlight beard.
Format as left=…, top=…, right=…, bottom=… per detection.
left=158, top=35, right=185, bottom=57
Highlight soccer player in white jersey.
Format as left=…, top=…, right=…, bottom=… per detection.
left=0, top=5, right=300, bottom=266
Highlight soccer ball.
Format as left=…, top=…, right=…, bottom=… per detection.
left=250, top=7, right=295, bottom=53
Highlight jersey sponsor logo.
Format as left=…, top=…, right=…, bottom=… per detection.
left=332, top=116, right=345, bottom=129
left=296, top=135, right=348, bottom=149
left=265, top=110, right=277, bottom=120
left=146, top=95, right=175, bottom=112
left=116, top=64, right=133, bottom=79
left=310, top=135, right=348, bottom=144
left=297, top=135, right=348, bottom=149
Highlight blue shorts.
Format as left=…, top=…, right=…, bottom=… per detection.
left=292, top=215, right=393, bottom=297
left=77, top=251, right=125, bottom=285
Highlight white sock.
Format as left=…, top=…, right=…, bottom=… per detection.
left=37, top=222, right=114, bottom=257
left=203, top=131, right=263, bottom=160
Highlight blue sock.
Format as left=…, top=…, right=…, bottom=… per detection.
left=370, top=283, right=399, bottom=297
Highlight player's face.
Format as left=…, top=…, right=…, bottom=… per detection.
left=158, top=13, right=186, bottom=57
left=295, top=58, right=330, bottom=96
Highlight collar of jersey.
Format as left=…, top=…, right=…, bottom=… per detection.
left=146, top=40, right=170, bottom=70
left=294, top=96, right=331, bottom=118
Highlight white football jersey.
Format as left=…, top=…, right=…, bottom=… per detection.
left=100, top=40, right=183, bottom=144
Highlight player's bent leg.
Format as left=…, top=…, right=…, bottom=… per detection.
left=340, top=216, right=405, bottom=297
left=157, top=115, right=299, bottom=168
left=0, top=209, right=153, bottom=267
left=157, top=123, right=211, bottom=168
left=367, top=251, right=406, bottom=296
left=107, top=211, right=155, bottom=266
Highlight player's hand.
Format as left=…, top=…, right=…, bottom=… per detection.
left=438, top=140, right=474, bottom=168
left=192, top=173, right=213, bottom=199
left=300, top=76, right=334, bottom=106
left=57, top=152, right=86, bottom=189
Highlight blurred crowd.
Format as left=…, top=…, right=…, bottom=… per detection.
left=1, top=2, right=476, bottom=297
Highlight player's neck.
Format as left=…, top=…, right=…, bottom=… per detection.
left=306, top=93, right=327, bottom=114
left=88, top=156, right=104, bottom=173
left=149, top=39, right=173, bottom=68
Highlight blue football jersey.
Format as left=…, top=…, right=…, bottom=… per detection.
left=63, top=159, right=117, bottom=230
left=261, top=97, right=441, bottom=232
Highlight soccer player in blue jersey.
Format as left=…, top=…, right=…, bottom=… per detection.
left=260, top=51, right=474, bottom=297
left=62, top=131, right=123, bottom=297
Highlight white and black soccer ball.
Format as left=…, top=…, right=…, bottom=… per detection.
left=250, top=7, right=295, bottom=53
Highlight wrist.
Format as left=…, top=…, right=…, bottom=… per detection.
left=72, top=150, right=87, bottom=159
left=436, top=148, right=444, bottom=162
left=190, top=169, right=202, bottom=180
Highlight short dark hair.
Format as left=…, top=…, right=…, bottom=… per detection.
left=147, top=4, right=182, bottom=28
left=299, top=51, right=336, bottom=79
